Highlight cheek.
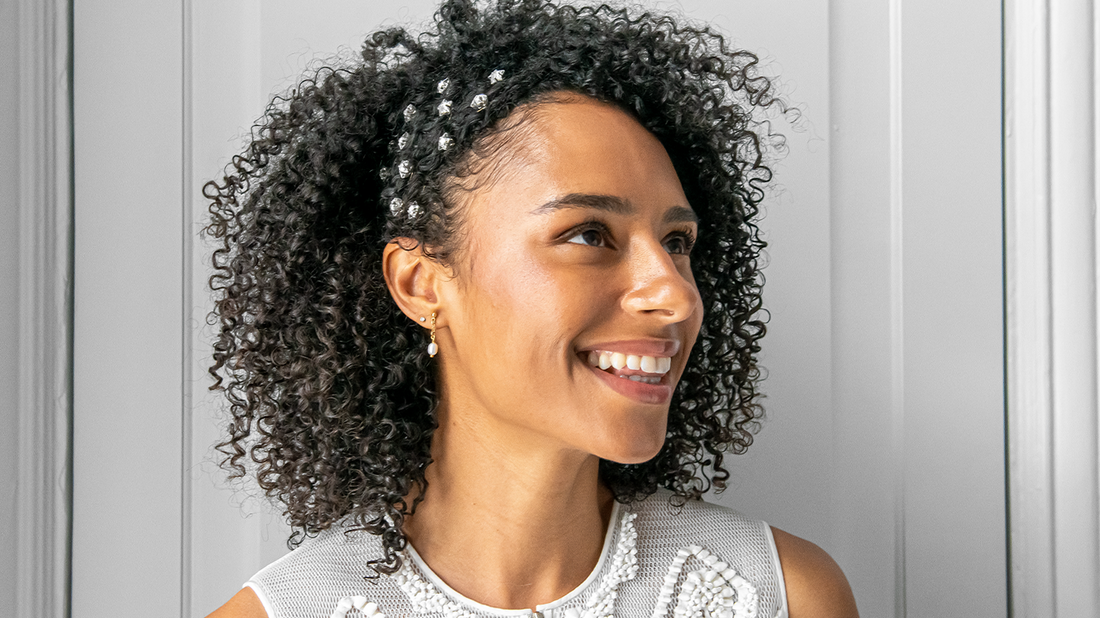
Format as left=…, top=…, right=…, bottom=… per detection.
left=469, top=253, right=599, bottom=342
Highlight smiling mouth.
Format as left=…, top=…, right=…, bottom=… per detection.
left=583, top=350, right=672, bottom=385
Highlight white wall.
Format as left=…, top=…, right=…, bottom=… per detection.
left=71, top=1, right=1008, bottom=617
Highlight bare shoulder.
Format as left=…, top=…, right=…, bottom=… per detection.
left=206, top=586, right=268, bottom=618
left=770, top=526, right=859, bottom=618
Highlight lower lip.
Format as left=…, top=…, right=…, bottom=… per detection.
left=585, top=360, right=673, bottom=405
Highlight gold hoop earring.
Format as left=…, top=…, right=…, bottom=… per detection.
left=427, top=312, right=438, bottom=357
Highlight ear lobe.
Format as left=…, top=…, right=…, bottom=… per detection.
left=382, top=239, right=441, bottom=322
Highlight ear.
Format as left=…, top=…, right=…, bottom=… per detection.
left=382, top=239, right=447, bottom=325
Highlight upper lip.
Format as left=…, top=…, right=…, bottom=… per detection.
left=577, top=338, right=681, bottom=358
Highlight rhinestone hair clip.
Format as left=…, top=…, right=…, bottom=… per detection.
left=384, top=69, right=505, bottom=222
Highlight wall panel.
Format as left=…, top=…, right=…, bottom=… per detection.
left=72, top=0, right=184, bottom=615
left=829, top=0, right=1006, bottom=615
left=901, top=0, right=1005, bottom=615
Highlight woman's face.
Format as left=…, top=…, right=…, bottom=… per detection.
left=435, top=97, right=703, bottom=465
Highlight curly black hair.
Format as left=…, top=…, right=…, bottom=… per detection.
left=204, top=0, right=783, bottom=576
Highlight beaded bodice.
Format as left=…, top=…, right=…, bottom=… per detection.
left=246, top=490, right=788, bottom=618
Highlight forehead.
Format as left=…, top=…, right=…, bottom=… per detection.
left=466, top=97, right=690, bottom=217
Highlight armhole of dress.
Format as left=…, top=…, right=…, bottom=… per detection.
left=761, top=522, right=790, bottom=618
left=244, top=581, right=276, bottom=618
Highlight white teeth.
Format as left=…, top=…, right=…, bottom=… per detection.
left=627, top=375, right=661, bottom=384
left=585, top=350, right=673, bottom=375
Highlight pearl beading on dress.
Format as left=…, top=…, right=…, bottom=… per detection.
left=569, top=511, right=640, bottom=618
left=393, top=562, right=480, bottom=618
left=329, top=595, right=386, bottom=618
left=650, top=545, right=759, bottom=618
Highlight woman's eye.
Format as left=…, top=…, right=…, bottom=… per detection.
left=566, top=228, right=607, bottom=247
left=664, top=233, right=695, bottom=255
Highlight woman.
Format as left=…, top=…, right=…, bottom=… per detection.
left=206, top=1, right=857, bottom=617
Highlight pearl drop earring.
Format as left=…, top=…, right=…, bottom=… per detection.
left=427, top=312, right=438, bottom=357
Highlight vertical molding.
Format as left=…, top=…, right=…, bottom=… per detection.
left=15, top=0, right=73, bottom=617
left=180, top=1, right=194, bottom=617
left=1048, top=0, right=1100, bottom=614
left=1004, top=0, right=1055, bottom=611
left=1006, top=0, right=1100, bottom=615
left=887, top=0, right=907, bottom=615
left=1095, top=13, right=1100, bottom=599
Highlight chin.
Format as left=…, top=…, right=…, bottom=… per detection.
left=594, top=428, right=667, bottom=465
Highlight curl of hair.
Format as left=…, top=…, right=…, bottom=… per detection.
left=204, top=0, right=784, bottom=576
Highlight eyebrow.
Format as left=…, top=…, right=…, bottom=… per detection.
left=533, top=193, right=698, bottom=225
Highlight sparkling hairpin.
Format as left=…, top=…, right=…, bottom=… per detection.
left=385, top=69, right=505, bottom=221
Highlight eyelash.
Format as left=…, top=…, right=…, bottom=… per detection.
left=565, top=219, right=697, bottom=255
left=566, top=219, right=614, bottom=248
left=664, top=230, right=697, bottom=255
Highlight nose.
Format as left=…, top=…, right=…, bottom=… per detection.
left=620, top=242, right=700, bottom=323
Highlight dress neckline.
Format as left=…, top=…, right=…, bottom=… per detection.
left=401, top=501, right=624, bottom=615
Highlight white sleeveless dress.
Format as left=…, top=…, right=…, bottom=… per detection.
left=245, top=489, right=789, bottom=618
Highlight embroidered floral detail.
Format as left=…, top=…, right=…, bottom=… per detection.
left=394, top=562, right=479, bottom=618
left=403, top=104, right=417, bottom=122
left=576, top=511, right=639, bottom=618
left=437, top=100, right=452, bottom=116
left=651, top=546, right=759, bottom=618
left=470, top=94, right=488, bottom=111
left=330, top=595, right=386, bottom=618
left=489, top=69, right=505, bottom=84
left=438, top=133, right=454, bottom=151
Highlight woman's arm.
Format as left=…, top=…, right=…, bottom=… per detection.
left=206, top=586, right=268, bottom=618
left=771, top=526, right=859, bottom=618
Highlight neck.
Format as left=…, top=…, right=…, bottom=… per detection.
left=403, top=405, right=614, bottom=610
